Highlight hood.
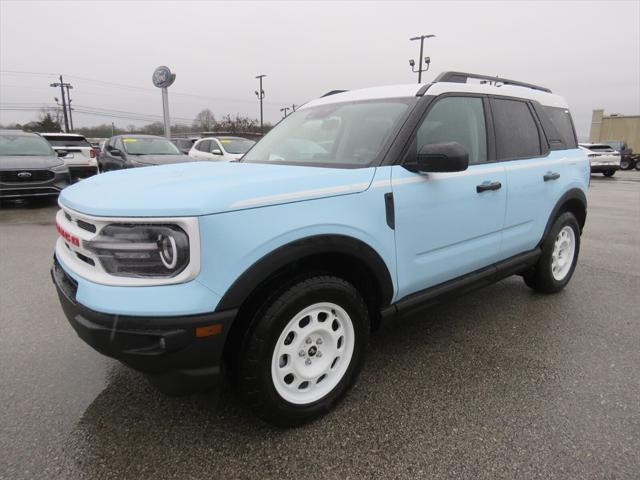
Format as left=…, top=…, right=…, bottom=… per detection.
left=0, top=155, right=63, bottom=170
left=59, top=161, right=376, bottom=217
left=130, top=154, right=193, bottom=165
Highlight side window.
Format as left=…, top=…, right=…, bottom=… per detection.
left=492, top=99, right=541, bottom=160
left=114, top=138, right=124, bottom=152
left=210, top=140, right=221, bottom=152
left=197, top=140, right=211, bottom=152
left=543, top=106, right=578, bottom=149
left=415, top=96, right=487, bottom=164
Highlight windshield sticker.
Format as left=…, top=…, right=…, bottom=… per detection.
left=123, top=138, right=137, bottom=142
left=220, top=139, right=232, bottom=143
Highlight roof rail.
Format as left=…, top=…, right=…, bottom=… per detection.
left=433, top=71, right=552, bottom=93
left=321, top=90, right=348, bottom=98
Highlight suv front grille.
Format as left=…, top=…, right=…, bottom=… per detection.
left=0, top=170, right=55, bottom=183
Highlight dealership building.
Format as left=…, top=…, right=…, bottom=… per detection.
left=589, top=109, right=640, bottom=151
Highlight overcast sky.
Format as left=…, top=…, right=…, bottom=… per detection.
left=1, top=0, right=639, bottom=137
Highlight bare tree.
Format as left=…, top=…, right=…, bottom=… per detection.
left=193, top=109, right=217, bottom=132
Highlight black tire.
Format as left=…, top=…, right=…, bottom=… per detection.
left=238, top=275, right=369, bottom=427
left=620, top=159, right=630, bottom=170
left=603, top=170, right=615, bottom=177
left=524, top=212, right=580, bottom=293
left=635, top=160, right=640, bottom=171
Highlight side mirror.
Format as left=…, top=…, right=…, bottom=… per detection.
left=56, top=149, right=68, bottom=157
left=110, top=148, right=122, bottom=157
left=406, top=142, right=469, bottom=173
left=211, top=149, right=222, bottom=155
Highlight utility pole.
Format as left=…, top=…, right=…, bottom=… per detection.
left=280, top=106, right=290, bottom=118
left=291, top=104, right=297, bottom=112
left=50, top=75, right=73, bottom=132
left=409, top=34, right=435, bottom=83
left=64, top=84, right=74, bottom=131
left=255, top=74, right=266, bottom=134
left=111, top=122, right=115, bottom=136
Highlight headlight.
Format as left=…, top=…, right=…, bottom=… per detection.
left=84, top=224, right=190, bottom=278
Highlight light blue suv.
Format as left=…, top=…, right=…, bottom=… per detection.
left=52, top=72, right=589, bottom=426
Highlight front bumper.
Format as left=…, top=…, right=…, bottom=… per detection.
left=51, top=258, right=236, bottom=393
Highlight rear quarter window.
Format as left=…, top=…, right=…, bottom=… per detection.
left=543, top=107, right=578, bottom=149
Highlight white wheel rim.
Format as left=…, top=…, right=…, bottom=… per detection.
left=551, top=226, right=576, bottom=281
left=270, top=302, right=355, bottom=405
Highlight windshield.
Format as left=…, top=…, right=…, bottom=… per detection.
left=0, top=135, right=54, bottom=156
left=219, top=138, right=255, bottom=154
left=42, top=136, right=91, bottom=147
left=122, top=137, right=181, bottom=155
left=242, top=99, right=413, bottom=167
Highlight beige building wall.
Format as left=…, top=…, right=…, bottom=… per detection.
left=590, top=110, right=640, bottom=151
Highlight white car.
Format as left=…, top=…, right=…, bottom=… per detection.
left=188, top=136, right=255, bottom=162
left=40, top=133, right=98, bottom=181
left=579, top=143, right=621, bottom=177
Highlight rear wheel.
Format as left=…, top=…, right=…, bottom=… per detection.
left=635, top=160, right=640, bottom=171
left=603, top=170, right=615, bottom=177
left=524, top=212, right=580, bottom=293
left=238, top=276, right=369, bottom=427
left=620, top=159, right=631, bottom=170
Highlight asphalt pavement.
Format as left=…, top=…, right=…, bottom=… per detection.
left=1, top=171, right=639, bottom=479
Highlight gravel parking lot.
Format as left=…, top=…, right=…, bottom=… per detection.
left=1, top=172, right=638, bottom=479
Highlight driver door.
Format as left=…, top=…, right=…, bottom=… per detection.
left=392, top=95, right=507, bottom=298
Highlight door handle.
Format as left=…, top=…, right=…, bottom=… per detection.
left=544, top=171, right=561, bottom=181
left=476, top=181, right=502, bottom=193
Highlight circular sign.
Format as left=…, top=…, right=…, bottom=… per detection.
left=152, top=66, right=176, bottom=88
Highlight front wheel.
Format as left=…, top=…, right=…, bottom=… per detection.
left=524, top=212, right=580, bottom=293
left=603, top=170, right=615, bottom=177
left=620, top=159, right=631, bottom=170
left=238, top=276, right=369, bottom=427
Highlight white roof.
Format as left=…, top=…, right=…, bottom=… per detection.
left=302, top=80, right=568, bottom=110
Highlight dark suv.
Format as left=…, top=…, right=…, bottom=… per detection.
left=99, top=134, right=193, bottom=172
left=0, top=130, right=71, bottom=200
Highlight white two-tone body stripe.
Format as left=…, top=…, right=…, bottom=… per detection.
left=231, top=157, right=577, bottom=208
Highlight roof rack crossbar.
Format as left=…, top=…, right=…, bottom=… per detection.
left=433, top=71, right=552, bottom=93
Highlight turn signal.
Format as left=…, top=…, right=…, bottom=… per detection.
left=195, top=324, right=223, bottom=338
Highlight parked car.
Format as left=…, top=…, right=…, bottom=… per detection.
left=579, top=143, right=621, bottom=177
left=0, top=130, right=71, bottom=200
left=52, top=71, right=589, bottom=426
left=40, top=133, right=98, bottom=181
left=600, top=140, right=639, bottom=170
left=98, top=134, right=193, bottom=172
left=188, top=136, right=255, bottom=161
left=171, top=137, right=199, bottom=155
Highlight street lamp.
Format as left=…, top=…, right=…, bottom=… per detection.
left=409, top=34, right=435, bottom=83
left=255, top=74, right=266, bottom=135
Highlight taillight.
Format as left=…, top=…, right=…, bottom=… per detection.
left=90, top=149, right=97, bottom=158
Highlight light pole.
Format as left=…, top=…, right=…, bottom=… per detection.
left=280, top=106, right=290, bottom=118
left=255, top=74, right=266, bottom=134
left=409, top=34, right=435, bottom=83
left=49, top=75, right=73, bottom=132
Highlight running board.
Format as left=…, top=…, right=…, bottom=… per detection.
left=381, top=248, right=541, bottom=320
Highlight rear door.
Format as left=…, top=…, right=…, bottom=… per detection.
left=392, top=95, right=507, bottom=298
left=493, top=97, right=567, bottom=258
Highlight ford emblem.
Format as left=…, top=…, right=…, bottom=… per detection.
left=17, top=171, right=32, bottom=178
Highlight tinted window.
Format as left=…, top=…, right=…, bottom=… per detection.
left=42, top=135, right=90, bottom=147
left=218, top=138, right=255, bottom=154
left=544, top=107, right=577, bottom=148
left=197, top=140, right=211, bottom=152
left=415, top=96, right=487, bottom=163
left=492, top=99, right=541, bottom=159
